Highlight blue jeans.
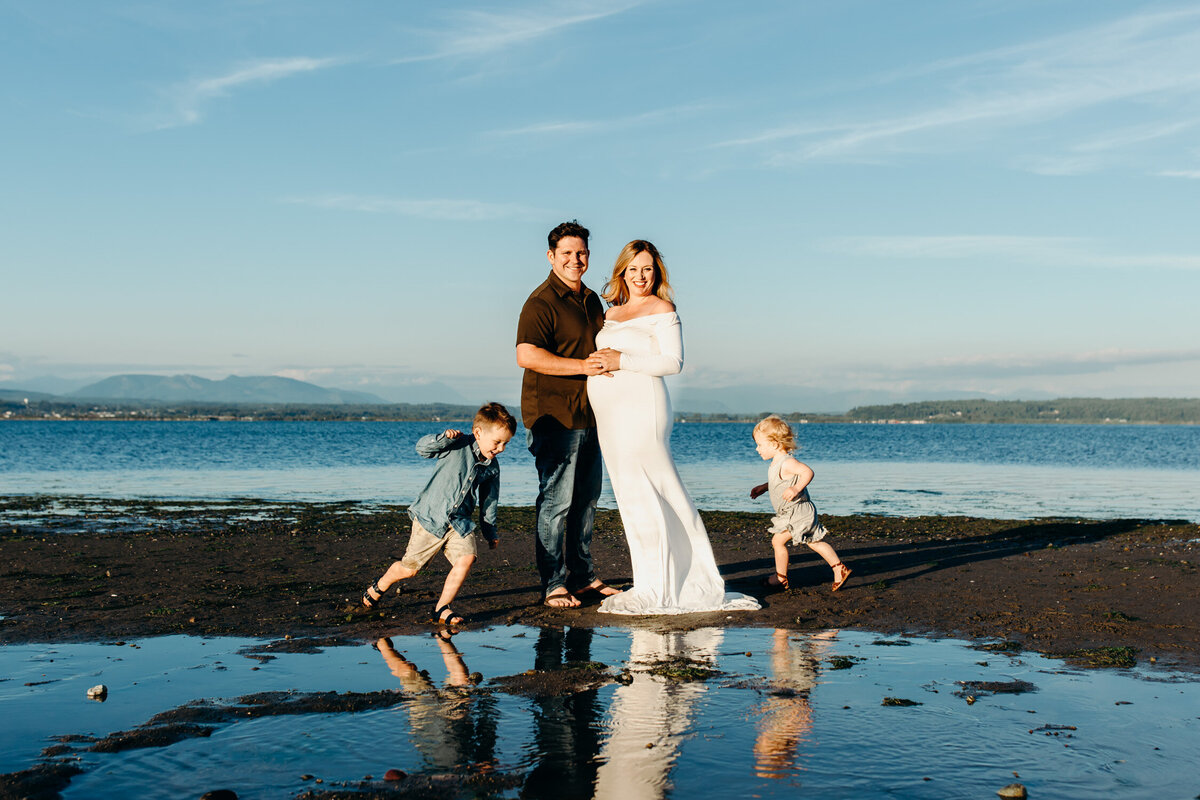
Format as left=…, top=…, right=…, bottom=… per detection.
left=528, top=418, right=602, bottom=594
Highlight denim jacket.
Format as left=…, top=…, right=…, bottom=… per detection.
left=407, top=432, right=499, bottom=543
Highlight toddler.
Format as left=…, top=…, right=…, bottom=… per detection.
left=750, top=415, right=852, bottom=592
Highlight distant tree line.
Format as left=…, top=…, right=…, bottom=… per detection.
left=5, top=396, right=1198, bottom=424
left=0, top=399, right=479, bottom=422
left=841, top=397, right=1200, bottom=424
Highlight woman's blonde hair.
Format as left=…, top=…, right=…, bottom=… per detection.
left=753, top=415, right=797, bottom=453
left=602, top=239, right=674, bottom=306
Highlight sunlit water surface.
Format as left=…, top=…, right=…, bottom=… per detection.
left=2, top=421, right=1199, bottom=520
left=1, top=627, right=1195, bottom=799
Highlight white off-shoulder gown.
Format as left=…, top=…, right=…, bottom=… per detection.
left=587, top=312, right=759, bottom=615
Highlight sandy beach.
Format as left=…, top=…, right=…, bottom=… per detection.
left=2, top=498, right=1196, bottom=671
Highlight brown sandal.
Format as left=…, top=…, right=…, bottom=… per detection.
left=761, top=572, right=789, bottom=590
left=831, top=563, right=852, bottom=592
left=543, top=589, right=581, bottom=608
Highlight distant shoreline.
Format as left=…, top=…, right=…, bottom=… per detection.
left=4, top=396, right=1199, bottom=425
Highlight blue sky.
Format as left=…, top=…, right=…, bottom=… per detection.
left=3, top=1, right=1199, bottom=412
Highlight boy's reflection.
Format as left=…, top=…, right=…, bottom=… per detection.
left=753, top=629, right=836, bottom=779
left=375, top=633, right=498, bottom=773
left=522, top=625, right=604, bottom=799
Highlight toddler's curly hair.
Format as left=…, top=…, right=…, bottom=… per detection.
left=753, top=415, right=797, bottom=453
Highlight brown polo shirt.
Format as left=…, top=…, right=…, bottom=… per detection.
left=516, top=271, right=605, bottom=431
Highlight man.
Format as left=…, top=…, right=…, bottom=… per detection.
left=516, top=220, right=621, bottom=608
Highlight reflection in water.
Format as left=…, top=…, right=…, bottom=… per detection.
left=375, top=633, right=498, bottom=774
left=594, top=628, right=724, bottom=800
left=753, top=629, right=836, bottom=779
left=523, top=626, right=605, bottom=799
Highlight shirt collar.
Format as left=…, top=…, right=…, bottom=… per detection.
left=546, top=270, right=592, bottom=300
left=469, top=437, right=493, bottom=466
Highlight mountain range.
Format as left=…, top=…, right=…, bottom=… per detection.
left=64, top=374, right=387, bottom=405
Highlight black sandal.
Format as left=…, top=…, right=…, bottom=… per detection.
left=362, top=580, right=385, bottom=608
left=434, top=604, right=465, bottom=626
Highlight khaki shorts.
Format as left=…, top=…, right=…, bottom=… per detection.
left=399, top=518, right=477, bottom=571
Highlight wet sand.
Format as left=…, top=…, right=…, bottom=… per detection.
left=1, top=498, right=1197, bottom=670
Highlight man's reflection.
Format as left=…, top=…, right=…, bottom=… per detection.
left=593, top=627, right=724, bottom=800
left=522, top=625, right=604, bottom=799
left=375, top=633, right=497, bottom=772
left=753, top=629, right=836, bottom=779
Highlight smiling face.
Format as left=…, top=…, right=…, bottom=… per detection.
left=547, top=235, right=589, bottom=290
left=474, top=423, right=513, bottom=460
left=622, top=250, right=656, bottom=299
left=753, top=430, right=780, bottom=460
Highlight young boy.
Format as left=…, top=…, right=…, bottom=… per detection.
left=360, top=402, right=517, bottom=625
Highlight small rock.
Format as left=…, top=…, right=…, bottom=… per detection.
left=300, top=775, right=313, bottom=781
left=384, top=769, right=406, bottom=782
left=86, top=684, right=108, bottom=701
left=199, top=791, right=238, bottom=800
left=997, top=783, right=1027, bottom=799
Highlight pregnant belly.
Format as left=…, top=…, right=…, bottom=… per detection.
left=587, top=371, right=666, bottom=427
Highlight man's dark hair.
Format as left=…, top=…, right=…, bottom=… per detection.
left=548, top=220, right=589, bottom=251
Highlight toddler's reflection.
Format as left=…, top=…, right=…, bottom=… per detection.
left=753, top=629, right=836, bottom=779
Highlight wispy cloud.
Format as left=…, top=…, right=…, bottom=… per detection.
left=897, top=348, right=1200, bottom=380
left=485, top=101, right=714, bottom=138
left=284, top=193, right=545, bottom=222
left=392, top=0, right=644, bottom=64
left=826, top=235, right=1200, bottom=271
left=722, top=8, right=1200, bottom=166
left=1159, top=169, right=1200, bottom=179
left=153, top=57, right=343, bottom=129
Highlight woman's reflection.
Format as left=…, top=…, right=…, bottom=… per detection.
left=593, top=627, right=724, bottom=800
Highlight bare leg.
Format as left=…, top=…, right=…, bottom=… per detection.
left=363, top=561, right=418, bottom=606
left=767, top=531, right=791, bottom=588
left=434, top=554, right=476, bottom=623
left=807, top=541, right=851, bottom=590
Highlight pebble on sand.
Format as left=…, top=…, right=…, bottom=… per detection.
left=997, top=783, right=1027, bottom=798
left=86, top=684, right=107, bottom=701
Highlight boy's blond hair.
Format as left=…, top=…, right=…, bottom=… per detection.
left=753, top=415, right=797, bottom=453
left=474, top=402, right=517, bottom=434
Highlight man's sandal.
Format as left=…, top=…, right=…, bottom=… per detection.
left=543, top=589, right=581, bottom=608
left=831, top=563, right=852, bottom=592
left=434, top=604, right=465, bottom=626
left=574, top=580, right=622, bottom=599
left=760, top=573, right=789, bottom=590
left=362, top=581, right=385, bottom=608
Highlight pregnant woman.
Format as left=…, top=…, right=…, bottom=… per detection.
left=585, top=240, right=759, bottom=615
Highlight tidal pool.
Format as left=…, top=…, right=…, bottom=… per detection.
left=1, top=627, right=1195, bottom=799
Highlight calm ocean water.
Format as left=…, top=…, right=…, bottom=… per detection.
left=1, top=421, right=1198, bottom=520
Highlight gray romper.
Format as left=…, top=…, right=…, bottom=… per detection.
left=767, top=453, right=828, bottom=545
